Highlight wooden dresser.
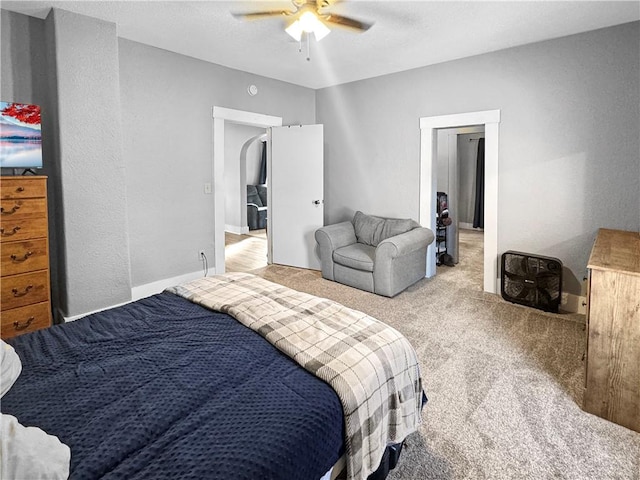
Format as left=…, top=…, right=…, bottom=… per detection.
left=0, top=176, right=52, bottom=339
left=583, top=228, right=640, bottom=432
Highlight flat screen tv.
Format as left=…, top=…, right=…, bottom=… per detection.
left=0, top=101, right=42, bottom=169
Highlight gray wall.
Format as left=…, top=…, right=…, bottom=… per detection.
left=118, top=39, right=315, bottom=287
left=47, top=9, right=132, bottom=317
left=246, top=138, right=265, bottom=187
left=1, top=8, right=316, bottom=316
left=317, top=21, right=640, bottom=295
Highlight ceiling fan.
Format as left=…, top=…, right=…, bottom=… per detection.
left=232, top=0, right=373, bottom=42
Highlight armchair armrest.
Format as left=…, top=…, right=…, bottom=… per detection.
left=374, top=227, right=434, bottom=296
left=376, top=227, right=435, bottom=259
left=315, top=222, right=357, bottom=280
left=247, top=203, right=261, bottom=230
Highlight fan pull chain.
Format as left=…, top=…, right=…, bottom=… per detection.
left=295, top=32, right=312, bottom=62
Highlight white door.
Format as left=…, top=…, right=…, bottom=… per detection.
left=268, top=125, right=323, bottom=270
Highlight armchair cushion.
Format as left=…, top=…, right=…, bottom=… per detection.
left=381, top=217, right=419, bottom=241
left=353, top=211, right=385, bottom=246
left=333, top=244, right=375, bottom=272
left=353, top=211, right=419, bottom=247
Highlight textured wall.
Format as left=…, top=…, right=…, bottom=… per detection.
left=118, top=39, right=316, bottom=287
left=47, top=9, right=132, bottom=316
left=317, top=22, right=640, bottom=295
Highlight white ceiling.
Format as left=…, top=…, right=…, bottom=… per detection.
left=2, top=0, right=639, bottom=89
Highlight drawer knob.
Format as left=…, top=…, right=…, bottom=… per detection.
left=10, top=251, right=33, bottom=262
left=1, top=203, right=21, bottom=215
left=16, top=187, right=25, bottom=192
left=0, top=226, right=21, bottom=236
left=13, top=316, right=35, bottom=331
left=12, top=285, right=34, bottom=297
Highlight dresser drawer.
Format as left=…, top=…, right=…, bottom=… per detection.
left=1, top=301, right=51, bottom=339
left=0, top=198, right=47, bottom=220
left=1, top=238, right=48, bottom=276
left=1, top=270, right=50, bottom=310
left=1, top=177, right=46, bottom=200
left=0, top=215, right=47, bottom=243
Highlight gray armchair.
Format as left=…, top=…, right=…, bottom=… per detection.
left=315, top=211, right=435, bottom=297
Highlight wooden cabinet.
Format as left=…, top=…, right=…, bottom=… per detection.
left=583, top=228, right=640, bottom=432
left=0, top=176, right=52, bottom=339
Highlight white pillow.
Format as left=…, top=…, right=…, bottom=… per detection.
left=0, top=414, right=71, bottom=480
left=1, top=340, right=22, bottom=398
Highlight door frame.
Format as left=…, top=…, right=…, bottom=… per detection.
left=212, top=106, right=282, bottom=273
left=419, top=110, right=500, bottom=293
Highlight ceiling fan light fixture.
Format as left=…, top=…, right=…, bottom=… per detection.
left=285, top=11, right=330, bottom=42
left=311, top=19, right=330, bottom=41
left=285, top=19, right=303, bottom=41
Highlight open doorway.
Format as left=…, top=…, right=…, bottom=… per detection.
left=225, top=229, right=268, bottom=272
left=434, top=127, right=485, bottom=290
left=224, top=129, right=268, bottom=273
left=419, top=110, right=500, bottom=293
left=212, top=107, right=282, bottom=274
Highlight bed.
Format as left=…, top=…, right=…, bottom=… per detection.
left=1, top=273, right=425, bottom=480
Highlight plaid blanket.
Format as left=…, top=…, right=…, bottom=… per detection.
left=167, top=273, right=424, bottom=480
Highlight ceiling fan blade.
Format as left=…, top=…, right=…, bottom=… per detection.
left=316, top=0, right=339, bottom=9
left=232, top=10, right=292, bottom=21
left=323, top=13, right=373, bottom=32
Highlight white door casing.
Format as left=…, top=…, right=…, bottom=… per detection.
left=268, top=125, right=324, bottom=270
left=420, top=110, right=500, bottom=293
left=212, top=106, right=282, bottom=273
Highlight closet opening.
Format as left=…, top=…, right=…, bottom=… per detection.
left=419, top=109, right=500, bottom=293
left=434, top=127, right=485, bottom=289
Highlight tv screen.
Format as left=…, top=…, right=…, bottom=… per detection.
left=0, top=101, right=42, bottom=169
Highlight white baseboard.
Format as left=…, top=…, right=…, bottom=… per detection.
left=61, top=269, right=219, bottom=323
left=131, top=269, right=216, bottom=301
left=560, top=292, right=587, bottom=314
left=60, top=300, right=132, bottom=323
left=225, top=224, right=248, bottom=235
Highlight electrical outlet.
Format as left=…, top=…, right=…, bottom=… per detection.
left=198, top=250, right=205, bottom=260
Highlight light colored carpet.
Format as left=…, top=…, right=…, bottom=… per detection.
left=250, top=230, right=640, bottom=479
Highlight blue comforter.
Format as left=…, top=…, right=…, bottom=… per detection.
left=2, top=292, right=344, bottom=479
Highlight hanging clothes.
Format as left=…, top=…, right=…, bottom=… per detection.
left=258, top=141, right=267, bottom=185
left=473, top=138, right=485, bottom=229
